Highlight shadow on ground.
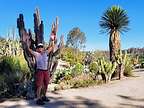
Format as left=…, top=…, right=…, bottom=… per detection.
left=118, top=95, right=144, bottom=108
left=118, top=95, right=144, bottom=102
left=133, top=69, right=144, bottom=73
left=0, top=95, right=105, bottom=108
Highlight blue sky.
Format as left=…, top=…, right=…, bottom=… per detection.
left=0, top=0, right=144, bottom=51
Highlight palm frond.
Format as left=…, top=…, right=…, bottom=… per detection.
left=100, top=5, right=129, bottom=34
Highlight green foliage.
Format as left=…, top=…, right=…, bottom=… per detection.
left=54, top=63, right=84, bottom=84
left=89, top=62, right=98, bottom=73
left=96, top=58, right=117, bottom=82
left=53, top=68, right=73, bottom=84
left=0, top=38, right=21, bottom=57
left=0, top=75, right=7, bottom=95
left=71, top=78, right=96, bottom=88
left=139, top=55, right=144, bottom=68
left=61, top=47, right=75, bottom=65
left=66, top=27, right=86, bottom=50
left=0, top=55, right=30, bottom=96
left=72, top=63, right=84, bottom=75
left=89, top=62, right=99, bottom=80
left=124, top=55, right=134, bottom=76
left=100, top=5, right=129, bottom=34
left=59, top=74, right=103, bottom=89
left=115, top=51, right=134, bottom=77
left=61, top=47, right=85, bottom=65
left=87, top=58, right=117, bottom=82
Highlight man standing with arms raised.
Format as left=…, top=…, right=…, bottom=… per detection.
left=28, top=40, right=54, bottom=105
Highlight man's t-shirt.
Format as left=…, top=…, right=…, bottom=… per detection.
left=32, top=51, right=49, bottom=70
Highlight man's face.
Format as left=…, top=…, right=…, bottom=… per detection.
left=36, top=47, right=44, bottom=53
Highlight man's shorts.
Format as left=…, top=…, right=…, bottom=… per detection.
left=35, top=70, right=50, bottom=89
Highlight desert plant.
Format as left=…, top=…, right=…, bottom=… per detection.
left=60, top=73, right=101, bottom=89
left=89, top=62, right=99, bottom=80
left=96, top=58, right=117, bottom=82
left=100, top=5, right=129, bottom=62
left=0, top=56, right=30, bottom=97
left=53, top=68, right=73, bottom=84
left=123, top=55, right=134, bottom=76
left=72, top=63, right=84, bottom=76
left=139, top=55, right=144, bottom=68
left=115, top=50, right=127, bottom=79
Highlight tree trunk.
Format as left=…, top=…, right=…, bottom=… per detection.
left=109, top=30, right=120, bottom=62
left=118, top=63, right=124, bottom=80
left=17, top=14, right=36, bottom=73
left=109, top=30, right=121, bottom=78
left=33, top=8, right=44, bottom=45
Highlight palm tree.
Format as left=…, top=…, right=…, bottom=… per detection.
left=100, top=5, right=129, bottom=63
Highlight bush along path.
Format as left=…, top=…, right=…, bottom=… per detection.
left=0, top=69, right=144, bottom=108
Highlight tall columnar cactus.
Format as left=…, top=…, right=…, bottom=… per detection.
left=34, top=8, right=44, bottom=45
left=17, top=13, right=35, bottom=73
left=0, top=37, right=21, bottom=57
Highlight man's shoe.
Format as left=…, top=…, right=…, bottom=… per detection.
left=36, top=99, right=45, bottom=105
left=42, top=96, right=50, bottom=102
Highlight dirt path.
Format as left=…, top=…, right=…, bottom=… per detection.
left=1, top=69, right=144, bottom=108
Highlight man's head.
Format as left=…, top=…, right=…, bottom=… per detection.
left=36, top=43, right=44, bottom=53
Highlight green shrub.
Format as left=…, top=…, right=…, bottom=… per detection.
left=0, top=75, right=7, bottom=95
left=58, top=74, right=103, bottom=89
left=72, top=63, right=84, bottom=76
left=89, top=62, right=98, bottom=73
left=139, top=55, right=144, bottom=68
left=124, top=55, right=134, bottom=77
left=0, top=56, right=30, bottom=96
left=53, top=68, right=73, bottom=84
left=71, top=79, right=96, bottom=88
left=89, top=62, right=99, bottom=79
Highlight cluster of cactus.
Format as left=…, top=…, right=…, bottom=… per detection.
left=115, top=50, right=128, bottom=79
left=92, top=58, right=117, bottom=82
left=115, top=50, right=127, bottom=65
left=98, top=58, right=117, bottom=82
left=0, top=38, right=21, bottom=57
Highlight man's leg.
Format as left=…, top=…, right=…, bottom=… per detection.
left=35, top=71, right=45, bottom=105
left=42, top=71, right=50, bottom=101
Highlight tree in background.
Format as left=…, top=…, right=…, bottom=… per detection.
left=66, top=27, right=86, bottom=51
left=66, top=27, right=86, bottom=63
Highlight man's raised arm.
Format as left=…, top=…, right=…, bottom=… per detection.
left=47, top=40, right=55, bottom=54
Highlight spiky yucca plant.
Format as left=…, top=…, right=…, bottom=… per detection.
left=100, top=6, right=129, bottom=63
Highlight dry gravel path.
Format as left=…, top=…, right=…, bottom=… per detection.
left=0, top=69, right=144, bottom=108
